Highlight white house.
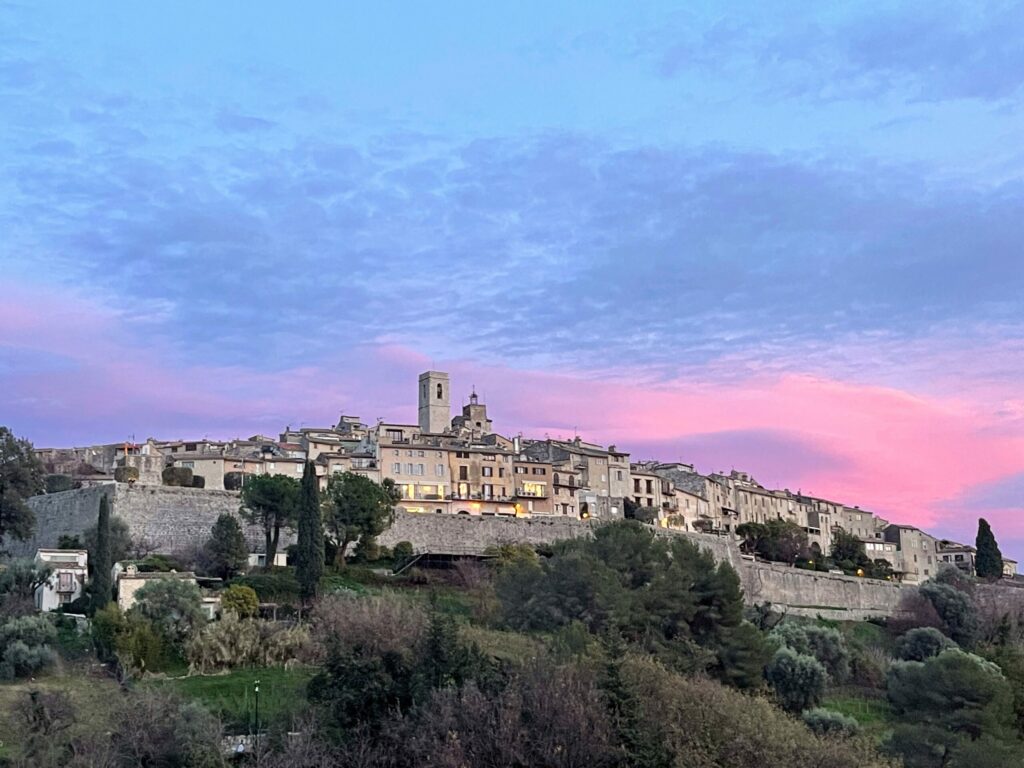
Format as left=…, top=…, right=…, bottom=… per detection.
left=34, top=549, right=88, bottom=612
left=247, top=552, right=288, bottom=569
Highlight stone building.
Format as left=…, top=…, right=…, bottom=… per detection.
left=451, top=390, right=493, bottom=437
left=884, top=524, right=940, bottom=583
left=418, top=370, right=451, bottom=435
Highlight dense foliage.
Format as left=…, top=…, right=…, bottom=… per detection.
left=239, top=473, right=299, bottom=570
left=975, top=518, right=1004, bottom=579
left=321, top=471, right=400, bottom=564
left=295, top=461, right=324, bottom=603
left=205, top=512, right=249, bottom=579
left=0, top=426, right=44, bottom=546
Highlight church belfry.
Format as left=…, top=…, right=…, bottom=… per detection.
left=418, top=371, right=450, bottom=434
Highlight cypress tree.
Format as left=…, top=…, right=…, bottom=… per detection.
left=90, top=494, right=113, bottom=613
left=975, top=517, right=1004, bottom=579
left=295, top=460, right=324, bottom=603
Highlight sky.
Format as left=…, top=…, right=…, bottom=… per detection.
left=1, top=1, right=1022, bottom=557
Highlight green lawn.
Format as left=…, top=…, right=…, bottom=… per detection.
left=822, top=694, right=894, bottom=737
left=148, top=666, right=315, bottom=732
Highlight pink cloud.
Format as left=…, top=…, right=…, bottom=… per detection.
left=3, top=286, right=1022, bottom=558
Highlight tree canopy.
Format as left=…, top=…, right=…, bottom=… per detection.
left=239, top=474, right=299, bottom=570
left=321, top=472, right=399, bottom=564
left=205, top=513, right=249, bottom=579
left=295, top=461, right=324, bottom=604
left=975, top=518, right=1004, bottom=579
left=0, top=427, right=44, bottom=547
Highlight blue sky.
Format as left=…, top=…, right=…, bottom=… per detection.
left=2, top=1, right=1023, bottom=555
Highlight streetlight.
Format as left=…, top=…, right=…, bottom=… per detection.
left=254, top=678, right=260, bottom=765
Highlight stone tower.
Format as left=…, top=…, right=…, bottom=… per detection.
left=418, top=371, right=450, bottom=435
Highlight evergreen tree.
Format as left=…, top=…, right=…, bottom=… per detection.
left=295, top=461, right=324, bottom=604
left=975, top=518, right=1004, bottom=579
left=0, top=426, right=44, bottom=547
left=90, top=495, right=113, bottom=613
left=206, top=513, right=249, bottom=579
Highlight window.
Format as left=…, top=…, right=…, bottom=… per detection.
left=498, top=468, right=505, bottom=478
left=181, top=461, right=195, bottom=469
left=415, top=464, right=425, bottom=476
left=482, top=484, right=494, bottom=499
left=437, top=383, right=443, bottom=399
left=459, top=466, right=468, bottom=480
left=515, top=466, right=526, bottom=474
left=483, top=454, right=496, bottom=462
left=616, top=470, right=623, bottom=481
left=386, top=429, right=403, bottom=441
left=392, top=463, right=401, bottom=474
left=404, top=463, right=414, bottom=474
left=456, top=451, right=470, bottom=459
left=407, top=450, right=413, bottom=457
left=533, top=467, right=546, bottom=475
left=435, top=464, right=445, bottom=477
left=417, top=450, right=425, bottom=457
left=645, top=479, right=653, bottom=494
left=393, top=449, right=399, bottom=456
left=482, top=466, right=493, bottom=477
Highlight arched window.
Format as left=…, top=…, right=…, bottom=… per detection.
left=436, top=383, right=443, bottom=400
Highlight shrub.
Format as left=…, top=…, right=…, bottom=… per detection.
left=622, top=655, right=893, bottom=768
left=0, top=616, right=59, bottom=678
left=0, top=614, right=59, bottom=647
left=92, top=602, right=128, bottom=662
left=136, top=553, right=184, bottom=572
left=311, top=591, right=427, bottom=658
left=920, top=581, right=978, bottom=647
left=0, top=641, right=57, bottom=679
left=894, top=627, right=957, bottom=661
left=771, top=622, right=850, bottom=683
left=765, top=647, right=827, bottom=712
left=190, top=474, right=206, bottom=488
left=116, top=614, right=169, bottom=675
left=186, top=613, right=311, bottom=673
left=161, top=466, right=194, bottom=487
left=224, top=471, right=245, bottom=491
left=234, top=572, right=300, bottom=603
left=392, top=541, right=414, bottom=561
left=129, top=577, right=205, bottom=646
left=114, top=465, right=139, bottom=483
left=221, top=584, right=259, bottom=618
left=802, top=707, right=861, bottom=736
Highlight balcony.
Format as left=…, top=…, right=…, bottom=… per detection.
left=516, top=486, right=549, bottom=498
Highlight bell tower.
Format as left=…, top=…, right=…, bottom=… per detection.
left=418, top=371, right=450, bottom=434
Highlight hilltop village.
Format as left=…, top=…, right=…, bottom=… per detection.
left=35, top=370, right=1016, bottom=584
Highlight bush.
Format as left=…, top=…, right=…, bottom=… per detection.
left=311, top=592, right=427, bottom=658
left=765, top=647, right=827, bottom=712
left=234, top=572, right=300, bottom=603
left=161, top=466, right=194, bottom=487
left=802, top=707, right=862, bottom=736
left=0, top=640, right=57, bottom=679
left=114, top=465, right=139, bottom=483
left=0, top=615, right=59, bottom=678
left=920, top=581, right=978, bottom=647
left=136, top=553, right=184, bottom=572
left=392, top=541, right=414, bottom=561
left=771, top=622, right=850, bottom=683
left=92, top=602, right=128, bottom=662
left=221, top=584, right=259, bottom=618
left=622, top=655, right=893, bottom=768
left=186, top=613, right=312, bottom=673
left=116, top=614, right=169, bottom=675
left=224, top=471, right=245, bottom=491
left=130, top=577, right=205, bottom=646
left=191, top=474, right=206, bottom=488
left=894, top=627, right=957, bottom=661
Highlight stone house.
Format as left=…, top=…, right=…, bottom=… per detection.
left=884, top=525, right=940, bottom=583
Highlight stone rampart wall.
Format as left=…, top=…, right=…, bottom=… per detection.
left=17, top=492, right=906, bottom=618
left=15, top=483, right=264, bottom=557
left=379, top=512, right=907, bottom=617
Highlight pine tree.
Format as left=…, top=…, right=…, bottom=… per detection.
left=975, top=518, right=1004, bottom=579
left=206, top=513, right=249, bottom=579
left=90, top=494, right=113, bottom=613
left=295, top=461, right=324, bottom=604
